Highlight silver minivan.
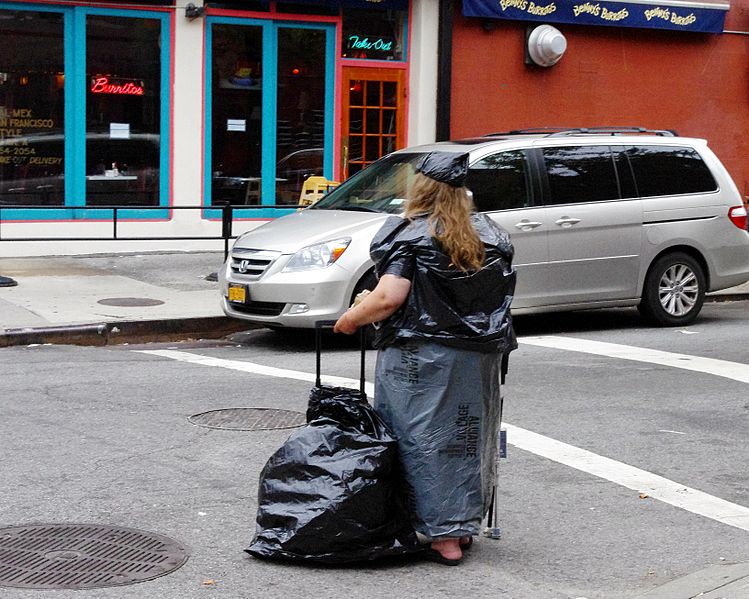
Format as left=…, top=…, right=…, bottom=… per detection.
left=219, top=129, right=749, bottom=328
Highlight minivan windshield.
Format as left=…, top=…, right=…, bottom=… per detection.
left=311, top=152, right=427, bottom=214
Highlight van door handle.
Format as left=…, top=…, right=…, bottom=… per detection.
left=515, top=220, right=543, bottom=231
left=555, top=217, right=581, bottom=228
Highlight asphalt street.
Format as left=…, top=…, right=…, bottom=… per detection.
left=1, top=301, right=748, bottom=598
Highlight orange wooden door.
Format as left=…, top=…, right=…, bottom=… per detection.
left=341, top=67, right=406, bottom=180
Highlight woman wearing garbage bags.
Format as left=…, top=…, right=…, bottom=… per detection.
left=334, top=151, right=517, bottom=565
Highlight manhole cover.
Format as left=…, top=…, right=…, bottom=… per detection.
left=0, top=523, right=188, bottom=590
left=188, top=407, right=306, bottom=431
left=97, top=297, right=165, bottom=307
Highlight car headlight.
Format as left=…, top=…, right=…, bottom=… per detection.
left=282, top=238, right=351, bottom=272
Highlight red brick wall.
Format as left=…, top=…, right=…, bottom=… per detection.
left=451, top=2, right=749, bottom=198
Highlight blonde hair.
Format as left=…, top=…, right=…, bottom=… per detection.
left=404, top=173, right=485, bottom=272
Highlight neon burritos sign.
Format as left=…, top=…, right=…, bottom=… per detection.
left=90, top=77, right=145, bottom=96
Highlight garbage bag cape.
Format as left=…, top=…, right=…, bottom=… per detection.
left=370, top=213, right=517, bottom=354
left=246, top=384, right=419, bottom=563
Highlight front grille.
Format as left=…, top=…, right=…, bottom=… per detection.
left=230, top=301, right=285, bottom=316
left=230, top=248, right=280, bottom=280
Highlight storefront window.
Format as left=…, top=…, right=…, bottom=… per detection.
left=0, top=5, right=169, bottom=217
left=275, top=27, right=326, bottom=204
left=0, top=9, right=65, bottom=206
left=86, top=16, right=162, bottom=206
left=211, top=24, right=264, bottom=206
left=341, top=8, right=405, bottom=61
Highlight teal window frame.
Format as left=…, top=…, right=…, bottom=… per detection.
left=0, top=2, right=171, bottom=221
left=204, top=16, right=336, bottom=219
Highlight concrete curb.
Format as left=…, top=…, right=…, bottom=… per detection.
left=0, top=316, right=258, bottom=348
left=0, top=294, right=743, bottom=348
left=705, top=292, right=749, bottom=303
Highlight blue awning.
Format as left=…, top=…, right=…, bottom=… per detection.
left=463, top=0, right=729, bottom=33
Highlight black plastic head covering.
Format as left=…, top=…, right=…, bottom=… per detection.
left=415, top=152, right=469, bottom=187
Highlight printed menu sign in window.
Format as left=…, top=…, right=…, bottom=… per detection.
left=0, top=108, right=61, bottom=168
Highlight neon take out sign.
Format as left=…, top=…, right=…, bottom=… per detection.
left=90, top=76, right=145, bottom=96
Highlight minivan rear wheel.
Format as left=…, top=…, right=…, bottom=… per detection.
left=639, top=252, right=705, bottom=326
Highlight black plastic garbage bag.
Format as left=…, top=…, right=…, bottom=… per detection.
left=246, top=384, right=419, bottom=563
left=369, top=213, right=517, bottom=354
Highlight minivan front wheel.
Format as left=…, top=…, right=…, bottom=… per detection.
left=639, top=252, right=706, bottom=326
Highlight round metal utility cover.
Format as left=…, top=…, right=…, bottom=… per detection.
left=188, top=407, right=306, bottom=431
left=97, top=297, right=165, bottom=307
left=0, top=523, right=189, bottom=590
left=527, top=25, right=567, bottom=67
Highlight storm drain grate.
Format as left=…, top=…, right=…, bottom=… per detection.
left=0, top=523, right=188, bottom=590
left=188, top=407, right=306, bottom=431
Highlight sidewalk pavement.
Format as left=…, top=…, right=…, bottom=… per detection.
left=1, top=250, right=748, bottom=347
left=0, top=251, right=255, bottom=347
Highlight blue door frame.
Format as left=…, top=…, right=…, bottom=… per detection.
left=204, top=16, right=336, bottom=220
left=0, top=2, right=170, bottom=221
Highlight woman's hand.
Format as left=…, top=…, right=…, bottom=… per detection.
left=333, top=310, right=359, bottom=335
left=333, top=274, right=411, bottom=335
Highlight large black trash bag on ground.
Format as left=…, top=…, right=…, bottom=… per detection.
left=246, top=385, right=419, bottom=564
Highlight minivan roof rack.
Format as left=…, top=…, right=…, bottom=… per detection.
left=484, top=127, right=678, bottom=137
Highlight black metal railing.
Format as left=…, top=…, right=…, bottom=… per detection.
left=0, top=204, right=302, bottom=260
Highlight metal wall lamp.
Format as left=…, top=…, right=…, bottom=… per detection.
left=185, top=3, right=205, bottom=20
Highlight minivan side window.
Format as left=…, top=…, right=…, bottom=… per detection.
left=542, top=145, right=619, bottom=205
left=626, top=145, right=718, bottom=197
left=466, top=150, right=532, bottom=212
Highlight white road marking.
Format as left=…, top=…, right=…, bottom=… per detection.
left=504, top=423, right=749, bottom=531
left=137, top=347, right=749, bottom=533
left=520, top=335, right=749, bottom=384
left=138, top=349, right=376, bottom=396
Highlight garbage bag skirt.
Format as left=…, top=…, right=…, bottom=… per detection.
left=374, top=342, right=501, bottom=539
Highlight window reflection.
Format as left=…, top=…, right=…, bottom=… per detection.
left=0, top=9, right=65, bottom=206
left=466, top=151, right=532, bottom=212
left=626, top=145, right=717, bottom=197
left=275, top=27, right=326, bottom=205
left=211, top=24, right=263, bottom=206
left=542, top=145, right=619, bottom=204
left=86, top=15, right=161, bottom=206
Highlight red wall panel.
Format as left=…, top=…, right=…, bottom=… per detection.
left=451, top=5, right=749, bottom=197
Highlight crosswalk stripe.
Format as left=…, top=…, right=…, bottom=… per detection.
left=519, top=335, right=749, bottom=384
left=136, top=347, right=749, bottom=534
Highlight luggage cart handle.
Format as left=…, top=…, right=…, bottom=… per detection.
left=315, top=320, right=367, bottom=397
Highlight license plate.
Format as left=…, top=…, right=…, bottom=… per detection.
left=228, top=284, right=247, bottom=303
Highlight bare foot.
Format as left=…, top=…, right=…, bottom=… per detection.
left=430, top=538, right=462, bottom=561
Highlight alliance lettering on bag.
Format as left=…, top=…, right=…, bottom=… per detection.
left=391, top=345, right=420, bottom=385
left=455, top=404, right=480, bottom=458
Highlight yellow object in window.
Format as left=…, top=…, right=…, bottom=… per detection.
left=298, top=176, right=339, bottom=207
